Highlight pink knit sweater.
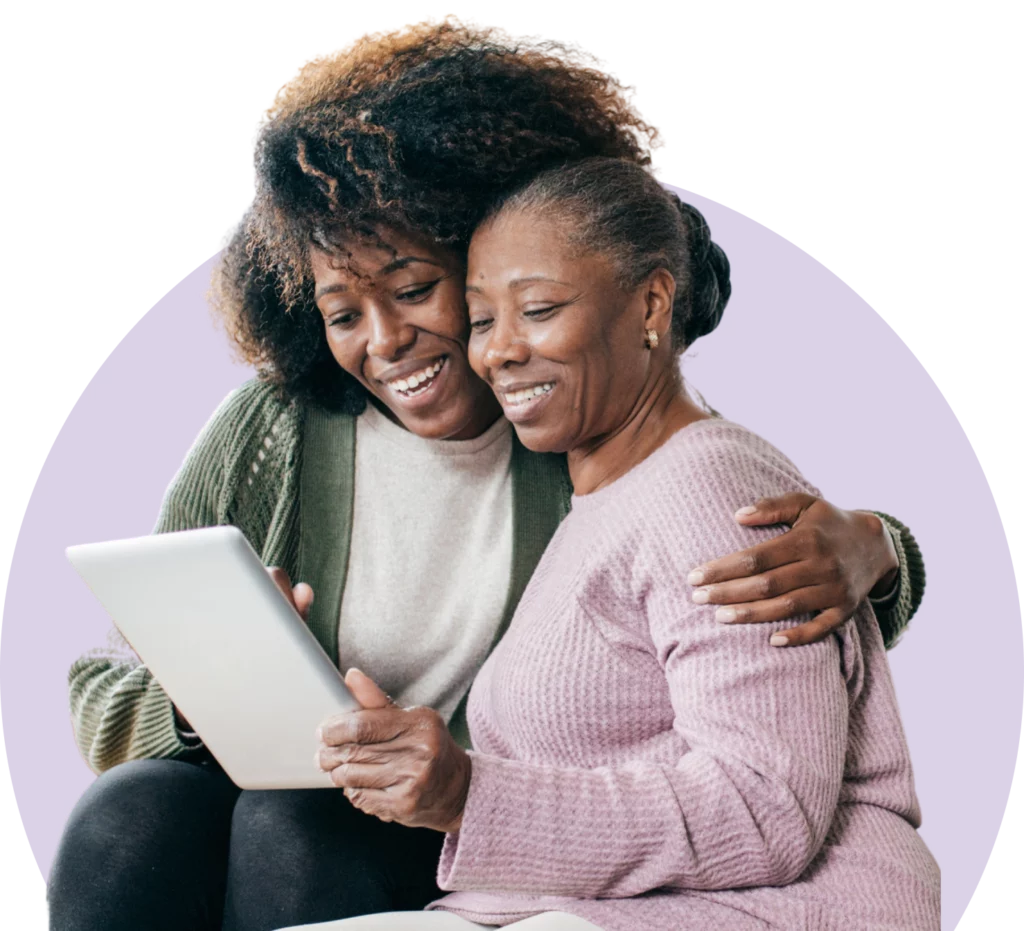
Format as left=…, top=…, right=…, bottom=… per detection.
left=429, top=420, right=940, bottom=930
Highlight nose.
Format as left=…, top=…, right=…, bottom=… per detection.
left=481, top=315, right=530, bottom=372
left=365, top=303, right=416, bottom=360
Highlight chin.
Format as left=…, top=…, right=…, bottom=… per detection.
left=401, top=413, right=466, bottom=440
left=509, top=423, right=568, bottom=455
left=405, top=397, right=488, bottom=440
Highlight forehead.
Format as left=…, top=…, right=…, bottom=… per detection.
left=309, top=227, right=452, bottom=284
left=471, top=208, right=564, bottom=253
left=467, top=208, right=611, bottom=285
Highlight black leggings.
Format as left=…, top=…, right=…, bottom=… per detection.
left=47, top=759, right=445, bottom=931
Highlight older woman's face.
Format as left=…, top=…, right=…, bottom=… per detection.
left=466, top=209, right=658, bottom=454
left=310, top=228, right=501, bottom=441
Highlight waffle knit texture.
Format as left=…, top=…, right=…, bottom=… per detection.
left=429, top=421, right=940, bottom=930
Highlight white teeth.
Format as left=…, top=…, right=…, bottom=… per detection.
left=388, top=359, right=445, bottom=396
left=504, top=383, right=554, bottom=405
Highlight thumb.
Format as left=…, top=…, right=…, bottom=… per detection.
left=267, top=567, right=296, bottom=604
left=734, top=492, right=817, bottom=528
left=344, top=667, right=393, bottom=710
left=292, top=582, right=315, bottom=622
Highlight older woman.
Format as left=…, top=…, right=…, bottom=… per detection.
left=303, top=158, right=940, bottom=930
left=50, top=22, right=925, bottom=931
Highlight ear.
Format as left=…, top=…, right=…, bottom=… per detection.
left=641, top=268, right=676, bottom=343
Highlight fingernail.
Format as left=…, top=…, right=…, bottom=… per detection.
left=769, top=634, right=789, bottom=647
left=735, top=506, right=758, bottom=518
left=314, top=750, right=324, bottom=771
left=687, top=568, right=706, bottom=586
left=315, top=727, right=323, bottom=742
left=716, top=607, right=737, bottom=623
left=691, top=588, right=711, bottom=605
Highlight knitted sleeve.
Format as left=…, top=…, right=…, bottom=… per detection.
left=869, top=512, right=926, bottom=649
left=438, top=428, right=857, bottom=896
left=67, top=379, right=294, bottom=773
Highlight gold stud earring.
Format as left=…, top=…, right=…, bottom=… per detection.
left=644, top=328, right=660, bottom=350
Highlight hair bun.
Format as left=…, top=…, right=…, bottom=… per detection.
left=671, top=197, right=731, bottom=344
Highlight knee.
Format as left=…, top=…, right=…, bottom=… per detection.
left=229, top=790, right=319, bottom=860
left=49, top=761, right=238, bottom=929
left=72, top=759, right=233, bottom=831
left=87, top=758, right=215, bottom=799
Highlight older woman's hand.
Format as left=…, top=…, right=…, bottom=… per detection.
left=316, top=668, right=471, bottom=833
left=687, top=493, right=899, bottom=647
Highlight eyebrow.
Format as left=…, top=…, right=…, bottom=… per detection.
left=466, top=275, right=572, bottom=294
left=314, top=256, right=445, bottom=300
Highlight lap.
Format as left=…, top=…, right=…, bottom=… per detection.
left=51, top=760, right=447, bottom=930
left=223, top=788, right=444, bottom=930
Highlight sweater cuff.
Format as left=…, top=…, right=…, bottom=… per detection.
left=438, top=752, right=518, bottom=891
left=119, top=669, right=205, bottom=764
left=868, top=512, right=925, bottom=649
left=439, top=752, right=582, bottom=893
left=437, top=752, right=680, bottom=897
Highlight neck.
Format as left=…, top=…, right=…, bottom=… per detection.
left=567, top=366, right=708, bottom=495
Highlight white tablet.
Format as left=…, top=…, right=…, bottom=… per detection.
left=67, top=525, right=358, bottom=789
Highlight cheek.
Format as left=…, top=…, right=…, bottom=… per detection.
left=429, top=286, right=472, bottom=342
left=466, top=332, right=488, bottom=379
left=324, top=327, right=368, bottom=383
left=573, top=347, right=632, bottom=428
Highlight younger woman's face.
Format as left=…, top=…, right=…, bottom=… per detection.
left=466, top=209, right=661, bottom=454
left=310, top=228, right=501, bottom=441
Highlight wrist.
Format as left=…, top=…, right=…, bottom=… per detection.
left=441, top=747, right=472, bottom=833
left=172, top=704, right=202, bottom=744
left=858, top=511, right=900, bottom=599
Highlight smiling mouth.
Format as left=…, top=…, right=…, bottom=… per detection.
left=385, top=357, right=447, bottom=398
left=502, top=383, right=554, bottom=406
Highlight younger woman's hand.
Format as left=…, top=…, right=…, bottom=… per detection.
left=315, top=669, right=471, bottom=833
left=687, top=493, right=899, bottom=647
left=172, top=704, right=197, bottom=736
left=266, top=567, right=315, bottom=621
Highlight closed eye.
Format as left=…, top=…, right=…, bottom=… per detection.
left=469, top=302, right=564, bottom=333
left=326, top=310, right=361, bottom=329
left=397, top=279, right=444, bottom=302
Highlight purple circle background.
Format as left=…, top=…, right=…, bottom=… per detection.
left=2, top=186, right=1020, bottom=929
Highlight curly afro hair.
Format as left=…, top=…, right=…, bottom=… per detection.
left=212, top=18, right=658, bottom=413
